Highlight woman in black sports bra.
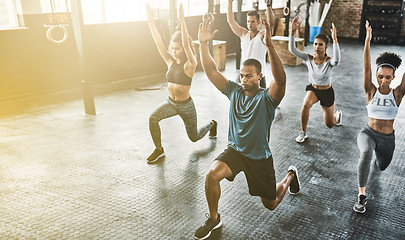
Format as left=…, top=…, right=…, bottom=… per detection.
left=146, top=3, right=216, bottom=163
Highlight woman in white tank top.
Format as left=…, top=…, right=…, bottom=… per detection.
left=289, top=17, right=342, bottom=143
left=353, top=21, right=405, bottom=214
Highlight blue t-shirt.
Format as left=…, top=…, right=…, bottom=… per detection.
left=224, top=80, right=280, bottom=160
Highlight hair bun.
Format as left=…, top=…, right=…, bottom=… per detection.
left=375, top=52, right=402, bottom=70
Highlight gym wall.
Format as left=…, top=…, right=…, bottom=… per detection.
left=0, top=14, right=167, bottom=100
left=1, top=1, right=404, bottom=100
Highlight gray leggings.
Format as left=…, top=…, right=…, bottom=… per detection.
left=357, top=125, right=395, bottom=187
left=149, top=97, right=212, bottom=148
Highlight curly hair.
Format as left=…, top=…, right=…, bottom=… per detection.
left=314, top=33, right=330, bottom=45
left=170, top=30, right=196, bottom=56
left=376, top=52, right=402, bottom=72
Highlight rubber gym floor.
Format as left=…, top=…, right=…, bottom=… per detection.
left=0, top=39, right=404, bottom=239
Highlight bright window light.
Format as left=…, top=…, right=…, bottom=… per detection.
left=220, top=0, right=284, bottom=13
left=39, top=0, right=285, bottom=24
left=0, top=0, right=19, bottom=29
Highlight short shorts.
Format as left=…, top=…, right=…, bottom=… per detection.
left=306, top=84, right=335, bottom=107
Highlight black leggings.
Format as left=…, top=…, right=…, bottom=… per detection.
left=149, top=97, right=212, bottom=148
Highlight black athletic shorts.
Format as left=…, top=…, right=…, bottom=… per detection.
left=215, top=146, right=276, bottom=200
left=306, top=84, right=335, bottom=107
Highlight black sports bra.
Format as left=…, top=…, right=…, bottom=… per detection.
left=166, top=61, right=192, bottom=86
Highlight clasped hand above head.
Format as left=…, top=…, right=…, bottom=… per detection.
left=198, top=15, right=218, bottom=44
left=330, top=23, right=338, bottom=43
left=146, top=3, right=154, bottom=20
left=260, top=18, right=272, bottom=47
left=365, top=20, right=373, bottom=42
left=291, top=17, right=301, bottom=35
left=178, top=3, right=185, bottom=22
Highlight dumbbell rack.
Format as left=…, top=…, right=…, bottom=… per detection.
left=359, top=0, right=405, bottom=45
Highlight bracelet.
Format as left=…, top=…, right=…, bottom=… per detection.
left=267, top=4, right=271, bottom=7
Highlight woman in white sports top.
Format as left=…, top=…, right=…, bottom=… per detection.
left=353, top=21, right=405, bottom=214
left=289, top=17, right=342, bottom=143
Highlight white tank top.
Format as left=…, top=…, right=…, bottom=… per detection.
left=366, top=88, right=398, bottom=120
left=240, top=31, right=267, bottom=76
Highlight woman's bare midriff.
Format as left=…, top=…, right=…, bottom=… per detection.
left=168, top=83, right=191, bottom=101
left=312, top=83, right=331, bottom=90
left=368, top=118, right=394, bottom=134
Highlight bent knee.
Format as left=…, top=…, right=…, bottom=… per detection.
left=263, top=202, right=278, bottom=211
left=302, top=104, right=312, bottom=111
left=206, top=169, right=222, bottom=183
left=188, top=135, right=199, bottom=142
left=261, top=198, right=278, bottom=211
left=149, top=115, right=159, bottom=124
left=265, top=203, right=277, bottom=211
left=376, top=160, right=391, bottom=171
left=325, top=122, right=335, bottom=128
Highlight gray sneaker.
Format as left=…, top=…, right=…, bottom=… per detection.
left=336, top=110, right=343, bottom=126
left=353, top=195, right=367, bottom=213
left=295, top=131, right=308, bottom=143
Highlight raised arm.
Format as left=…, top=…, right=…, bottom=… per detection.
left=394, top=72, right=405, bottom=106
left=178, top=4, right=197, bottom=73
left=363, top=20, right=375, bottom=101
left=146, top=3, right=172, bottom=67
left=329, top=23, right=340, bottom=67
left=288, top=17, right=308, bottom=61
left=262, top=19, right=286, bottom=101
left=198, top=17, right=228, bottom=92
left=265, top=0, right=275, bottom=35
left=227, top=0, right=248, bottom=38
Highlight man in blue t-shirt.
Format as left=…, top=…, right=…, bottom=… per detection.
left=194, top=16, right=301, bottom=240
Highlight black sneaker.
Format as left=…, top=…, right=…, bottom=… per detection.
left=195, top=214, right=222, bottom=240
left=353, top=195, right=367, bottom=213
left=209, top=120, right=217, bottom=139
left=288, top=166, right=300, bottom=195
left=147, top=148, right=165, bottom=163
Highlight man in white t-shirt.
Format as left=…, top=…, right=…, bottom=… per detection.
left=227, top=0, right=275, bottom=88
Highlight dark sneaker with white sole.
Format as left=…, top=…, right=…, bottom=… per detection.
left=353, top=195, right=367, bottom=213
left=288, top=166, right=300, bottom=195
left=209, top=120, right=217, bottom=139
left=147, top=148, right=165, bottom=163
left=195, top=213, right=222, bottom=240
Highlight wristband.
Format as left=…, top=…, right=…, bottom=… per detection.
left=267, top=4, right=271, bottom=7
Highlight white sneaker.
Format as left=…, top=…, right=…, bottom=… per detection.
left=295, top=131, right=308, bottom=143
left=336, top=110, right=343, bottom=126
